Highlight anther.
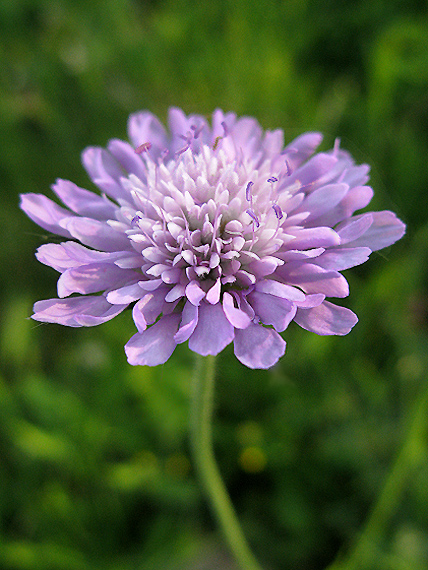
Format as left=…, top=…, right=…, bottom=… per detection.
left=180, top=131, right=193, bottom=143
left=267, top=177, right=278, bottom=183
left=272, top=203, right=283, bottom=220
left=246, top=208, right=260, bottom=228
left=245, top=181, right=254, bottom=202
left=131, top=215, right=142, bottom=226
left=191, top=124, right=204, bottom=139
left=135, top=142, right=152, bottom=154
left=221, top=121, right=229, bottom=136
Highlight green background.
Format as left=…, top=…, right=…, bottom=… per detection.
left=1, top=1, right=427, bottom=568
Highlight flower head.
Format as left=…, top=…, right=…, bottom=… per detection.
left=21, top=108, right=405, bottom=368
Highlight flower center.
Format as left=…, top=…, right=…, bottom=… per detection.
left=124, top=132, right=292, bottom=299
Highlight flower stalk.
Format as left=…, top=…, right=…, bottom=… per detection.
left=191, top=354, right=263, bottom=570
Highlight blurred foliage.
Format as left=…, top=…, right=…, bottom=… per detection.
left=1, top=0, right=428, bottom=569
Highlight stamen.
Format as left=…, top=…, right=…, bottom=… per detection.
left=191, top=124, right=204, bottom=139
left=284, top=159, right=291, bottom=176
left=333, top=138, right=341, bottom=156
left=135, top=142, right=152, bottom=154
left=175, top=143, right=191, bottom=157
left=221, top=121, right=229, bottom=136
left=272, top=203, right=283, bottom=219
left=245, top=181, right=254, bottom=202
left=213, top=136, right=222, bottom=150
left=267, top=175, right=278, bottom=202
left=246, top=208, right=260, bottom=228
left=131, top=215, right=142, bottom=226
left=160, top=148, right=169, bottom=160
left=180, top=131, right=193, bottom=143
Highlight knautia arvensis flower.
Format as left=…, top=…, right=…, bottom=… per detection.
left=20, top=108, right=405, bottom=368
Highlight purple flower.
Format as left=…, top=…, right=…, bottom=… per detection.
left=20, top=108, right=405, bottom=368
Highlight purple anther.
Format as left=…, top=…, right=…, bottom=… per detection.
left=160, top=148, right=169, bottom=159
left=191, top=124, right=204, bottom=139
left=135, top=142, right=152, bottom=154
left=246, top=208, right=260, bottom=228
left=272, top=203, right=283, bottom=220
left=245, top=181, right=254, bottom=202
left=284, top=159, right=291, bottom=176
left=131, top=215, right=142, bottom=226
left=180, top=131, right=193, bottom=143
left=267, top=177, right=278, bottom=183
left=221, top=121, right=229, bottom=136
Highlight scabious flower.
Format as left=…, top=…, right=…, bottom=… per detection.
left=20, top=108, right=405, bottom=368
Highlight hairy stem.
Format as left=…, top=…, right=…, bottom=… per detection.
left=190, top=354, right=263, bottom=570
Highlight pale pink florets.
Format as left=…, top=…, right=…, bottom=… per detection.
left=20, top=108, right=405, bottom=368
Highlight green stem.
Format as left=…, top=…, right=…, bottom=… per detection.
left=191, top=354, right=264, bottom=570
left=326, top=382, right=428, bottom=570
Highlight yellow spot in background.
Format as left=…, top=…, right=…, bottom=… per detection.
left=236, top=421, right=264, bottom=446
left=239, top=446, right=267, bottom=474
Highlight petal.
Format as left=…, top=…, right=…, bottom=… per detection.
left=283, top=132, right=323, bottom=170
left=36, top=242, right=131, bottom=273
left=343, top=211, right=406, bottom=251
left=294, top=293, right=325, bottom=309
left=125, top=314, right=181, bottom=366
left=165, top=283, right=186, bottom=303
left=280, top=153, right=337, bottom=193
left=57, top=263, right=139, bottom=298
left=294, top=300, right=358, bottom=335
left=106, top=282, right=144, bottom=304
left=81, top=147, right=127, bottom=201
left=248, top=291, right=296, bottom=332
left=295, top=183, right=349, bottom=222
left=174, top=301, right=199, bottom=343
left=32, top=296, right=126, bottom=327
left=20, top=194, right=73, bottom=237
left=234, top=324, right=286, bottom=369
left=279, top=262, right=349, bottom=298
left=314, top=185, right=374, bottom=227
left=52, top=179, right=117, bottom=220
left=285, top=227, right=341, bottom=250
left=132, top=288, right=167, bottom=333
left=107, top=139, right=148, bottom=181
left=314, top=247, right=371, bottom=271
left=188, top=302, right=234, bottom=356
left=278, top=248, right=325, bottom=263
left=336, top=213, right=373, bottom=244
left=255, top=279, right=306, bottom=302
left=222, top=292, right=252, bottom=329
left=59, top=217, right=131, bottom=252
left=127, top=111, right=168, bottom=154
left=186, top=280, right=206, bottom=306
left=139, top=279, right=163, bottom=291
left=247, top=256, right=283, bottom=278
left=229, top=117, right=263, bottom=154
left=36, top=243, right=78, bottom=272
left=206, top=278, right=221, bottom=305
